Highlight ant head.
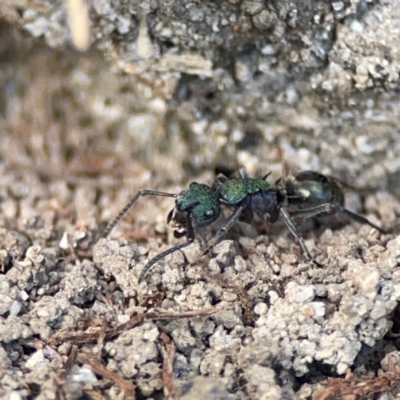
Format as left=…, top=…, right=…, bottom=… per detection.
left=167, top=183, right=221, bottom=235
left=167, top=208, right=188, bottom=238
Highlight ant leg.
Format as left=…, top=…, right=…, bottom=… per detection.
left=232, top=168, right=249, bottom=179
left=212, top=173, right=229, bottom=190
left=262, top=171, right=272, bottom=181
left=203, top=205, right=244, bottom=254
left=289, top=204, right=333, bottom=220
left=335, top=204, right=386, bottom=234
left=279, top=208, right=320, bottom=265
left=138, top=238, right=194, bottom=282
left=138, top=212, right=195, bottom=282
left=290, top=203, right=386, bottom=234
left=103, top=190, right=177, bottom=237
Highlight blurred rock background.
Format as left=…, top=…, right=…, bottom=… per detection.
left=1, top=0, right=400, bottom=399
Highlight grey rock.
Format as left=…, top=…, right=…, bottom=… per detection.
left=0, top=294, right=14, bottom=315
left=25, top=350, right=49, bottom=370
left=180, top=376, right=240, bottom=400
left=32, top=296, right=70, bottom=325
left=165, top=319, right=197, bottom=354
left=4, top=231, right=30, bottom=259
left=0, top=315, right=33, bottom=343
left=137, top=361, right=164, bottom=396
left=200, top=350, right=226, bottom=376
left=209, top=325, right=241, bottom=352
left=9, top=301, right=21, bottom=316
left=213, top=309, right=243, bottom=329
left=105, top=323, right=159, bottom=379
left=244, top=364, right=282, bottom=400
left=286, top=282, right=315, bottom=304
left=67, top=365, right=98, bottom=383
left=1, top=0, right=400, bottom=397
left=214, top=240, right=236, bottom=267
left=0, top=275, right=10, bottom=295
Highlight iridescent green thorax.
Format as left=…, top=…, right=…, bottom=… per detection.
left=176, top=182, right=220, bottom=227
left=218, top=178, right=272, bottom=204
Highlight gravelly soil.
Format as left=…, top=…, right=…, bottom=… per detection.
left=1, top=1, right=400, bottom=398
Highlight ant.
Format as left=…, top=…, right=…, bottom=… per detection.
left=102, top=169, right=386, bottom=282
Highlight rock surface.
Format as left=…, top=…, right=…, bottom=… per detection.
left=1, top=1, right=400, bottom=398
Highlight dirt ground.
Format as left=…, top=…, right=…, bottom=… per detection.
left=1, top=1, right=400, bottom=399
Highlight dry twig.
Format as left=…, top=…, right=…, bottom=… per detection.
left=77, top=352, right=136, bottom=400
left=313, top=371, right=400, bottom=400
left=49, top=308, right=216, bottom=345
left=48, top=313, right=145, bottom=345
left=160, top=331, right=177, bottom=400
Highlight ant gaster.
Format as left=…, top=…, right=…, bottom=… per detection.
left=283, top=170, right=386, bottom=234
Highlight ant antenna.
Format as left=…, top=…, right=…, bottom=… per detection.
left=103, top=190, right=177, bottom=237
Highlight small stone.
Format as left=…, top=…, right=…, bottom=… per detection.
left=190, top=349, right=203, bottom=370
left=0, top=294, right=13, bottom=315
left=268, top=291, right=279, bottom=304
left=17, top=290, right=28, bottom=301
left=214, top=310, right=243, bottom=329
left=137, top=361, right=163, bottom=395
left=370, top=299, right=387, bottom=320
left=164, top=320, right=196, bottom=354
left=67, top=365, right=98, bottom=383
left=358, top=268, right=380, bottom=300
left=331, top=1, right=344, bottom=11
left=4, top=231, right=30, bottom=259
left=337, top=362, right=349, bottom=375
left=8, top=391, right=23, bottom=400
left=200, top=350, right=226, bottom=375
left=311, top=302, right=325, bottom=318
left=253, top=10, right=277, bottom=30
left=180, top=376, right=237, bottom=399
left=209, top=325, right=241, bottom=351
left=254, top=302, right=268, bottom=315
left=235, top=60, right=252, bottom=83
left=350, top=20, right=363, bottom=33
left=381, top=351, right=400, bottom=373
left=59, top=232, right=70, bottom=250
left=340, top=294, right=371, bottom=319
left=242, top=1, right=263, bottom=15
left=0, top=277, right=10, bottom=295
left=9, top=300, right=22, bottom=316
left=214, top=240, right=236, bottom=267
left=25, top=350, right=49, bottom=370
left=286, top=282, right=315, bottom=304
left=245, top=364, right=282, bottom=399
